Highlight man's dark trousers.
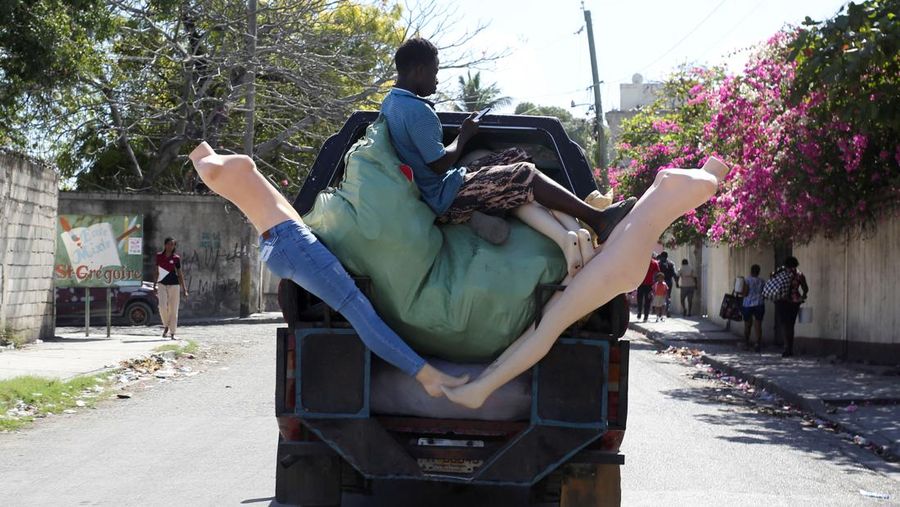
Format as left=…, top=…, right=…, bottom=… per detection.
left=636, top=284, right=652, bottom=320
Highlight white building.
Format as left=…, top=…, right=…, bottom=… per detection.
left=605, top=74, right=662, bottom=162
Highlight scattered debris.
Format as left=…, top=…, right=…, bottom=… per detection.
left=859, top=490, right=890, bottom=500
left=117, top=393, right=133, bottom=399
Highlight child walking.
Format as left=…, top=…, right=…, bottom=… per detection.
left=652, top=272, right=669, bottom=322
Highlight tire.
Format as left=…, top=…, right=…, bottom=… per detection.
left=124, top=301, right=153, bottom=326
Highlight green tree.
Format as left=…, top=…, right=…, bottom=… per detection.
left=2, top=0, right=506, bottom=193
left=514, top=102, right=597, bottom=167
left=448, top=71, right=512, bottom=112
left=0, top=0, right=114, bottom=148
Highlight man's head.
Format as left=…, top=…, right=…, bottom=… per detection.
left=682, top=259, right=689, bottom=265
left=394, top=37, right=439, bottom=97
left=658, top=251, right=668, bottom=261
left=751, top=264, right=761, bottom=276
left=785, top=256, right=799, bottom=269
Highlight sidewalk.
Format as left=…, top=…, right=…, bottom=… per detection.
left=0, top=312, right=284, bottom=382
left=630, top=311, right=900, bottom=462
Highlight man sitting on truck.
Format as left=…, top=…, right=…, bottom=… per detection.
left=380, top=37, right=636, bottom=254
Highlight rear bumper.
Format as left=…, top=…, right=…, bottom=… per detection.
left=275, top=328, right=629, bottom=486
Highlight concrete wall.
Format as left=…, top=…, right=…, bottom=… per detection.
left=0, top=152, right=59, bottom=343
left=668, top=213, right=900, bottom=362
left=793, top=217, right=900, bottom=360
left=58, top=193, right=260, bottom=319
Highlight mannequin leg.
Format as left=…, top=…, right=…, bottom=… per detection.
left=514, top=203, right=583, bottom=277
left=444, top=160, right=728, bottom=408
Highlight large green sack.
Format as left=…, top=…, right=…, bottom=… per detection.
left=303, top=117, right=566, bottom=361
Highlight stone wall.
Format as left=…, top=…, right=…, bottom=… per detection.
left=58, top=193, right=260, bottom=319
left=0, top=152, right=59, bottom=343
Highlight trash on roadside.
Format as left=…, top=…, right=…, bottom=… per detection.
left=117, top=393, right=132, bottom=399
left=859, top=490, right=890, bottom=500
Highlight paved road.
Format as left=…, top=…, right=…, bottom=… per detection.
left=1, top=325, right=898, bottom=506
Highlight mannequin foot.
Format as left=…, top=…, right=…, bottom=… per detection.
left=442, top=381, right=490, bottom=409
left=702, top=156, right=729, bottom=182
left=188, top=142, right=215, bottom=163
left=589, top=197, right=637, bottom=244
left=416, top=364, right=470, bottom=398
left=469, top=211, right=510, bottom=245
left=562, top=231, right=582, bottom=276
left=576, top=229, right=595, bottom=267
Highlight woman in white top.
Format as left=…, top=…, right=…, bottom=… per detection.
left=676, top=259, right=697, bottom=317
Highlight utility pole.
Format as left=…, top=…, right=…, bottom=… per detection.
left=583, top=7, right=609, bottom=190
left=239, top=0, right=258, bottom=317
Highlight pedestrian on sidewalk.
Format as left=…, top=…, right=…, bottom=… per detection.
left=772, top=256, right=808, bottom=357
left=657, top=251, right=676, bottom=317
left=740, top=264, right=765, bottom=352
left=676, top=259, right=697, bottom=317
left=651, top=272, right=669, bottom=322
left=636, top=255, right=660, bottom=322
left=154, top=237, right=188, bottom=340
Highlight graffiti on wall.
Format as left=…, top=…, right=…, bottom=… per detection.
left=178, top=230, right=251, bottom=317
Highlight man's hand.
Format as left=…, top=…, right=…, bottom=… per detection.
left=459, top=112, right=480, bottom=143
left=427, top=112, right=481, bottom=174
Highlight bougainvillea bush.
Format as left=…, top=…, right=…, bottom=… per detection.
left=611, top=0, right=899, bottom=247
left=612, top=66, right=725, bottom=245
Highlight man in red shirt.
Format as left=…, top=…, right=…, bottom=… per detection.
left=635, top=255, right=660, bottom=323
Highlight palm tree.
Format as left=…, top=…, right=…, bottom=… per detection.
left=449, top=71, right=512, bottom=112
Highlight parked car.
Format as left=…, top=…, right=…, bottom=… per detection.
left=55, top=282, right=159, bottom=326
left=274, top=111, right=630, bottom=506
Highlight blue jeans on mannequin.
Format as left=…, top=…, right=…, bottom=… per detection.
left=260, top=220, right=426, bottom=376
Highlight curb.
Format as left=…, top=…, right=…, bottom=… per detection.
left=178, top=315, right=284, bottom=327
left=629, top=322, right=899, bottom=462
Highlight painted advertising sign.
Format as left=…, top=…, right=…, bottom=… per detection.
left=54, top=215, right=144, bottom=287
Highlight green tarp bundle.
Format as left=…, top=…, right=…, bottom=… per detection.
left=303, top=117, right=566, bottom=361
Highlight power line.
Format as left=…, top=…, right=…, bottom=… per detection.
left=637, top=0, right=729, bottom=74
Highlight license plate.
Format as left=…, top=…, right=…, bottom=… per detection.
left=417, top=458, right=483, bottom=474
left=416, top=437, right=484, bottom=448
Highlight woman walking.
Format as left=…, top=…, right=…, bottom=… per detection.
left=154, top=237, right=188, bottom=339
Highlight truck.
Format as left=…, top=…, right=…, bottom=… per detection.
left=274, top=111, right=630, bottom=506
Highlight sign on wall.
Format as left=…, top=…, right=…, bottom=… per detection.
left=54, top=215, right=144, bottom=287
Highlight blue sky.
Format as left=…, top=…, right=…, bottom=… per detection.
left=407, top=0, right=849, bottom=116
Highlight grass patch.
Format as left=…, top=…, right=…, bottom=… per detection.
left=0, top=326, right=27, bottom=349
left=0, top=372, right=116, bottom=431
left=153, top=339, right=198, bottom=358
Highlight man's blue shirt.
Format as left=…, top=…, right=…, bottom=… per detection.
left=380, top=87, right=465, bottom=215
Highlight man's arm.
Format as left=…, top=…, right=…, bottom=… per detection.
left=427, top=113, right=480, bottom=173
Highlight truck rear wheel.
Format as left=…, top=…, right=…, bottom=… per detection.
left=275, top=436, right=342, bottom=506
left=559, top=464, right=621, bottom=507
